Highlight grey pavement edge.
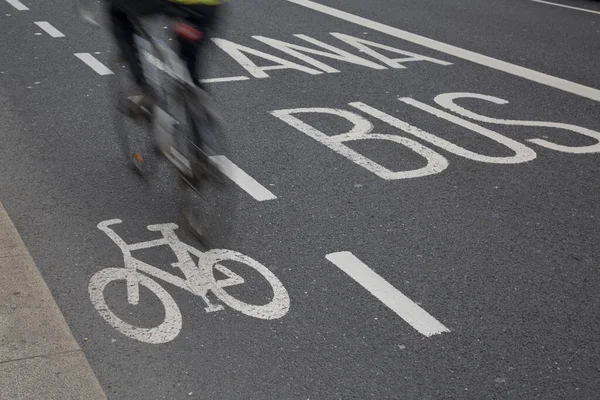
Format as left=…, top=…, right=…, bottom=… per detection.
left=0, top=201, right=106, bottom=400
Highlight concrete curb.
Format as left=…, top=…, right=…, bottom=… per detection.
left=0, top=201, right=106, bottom=400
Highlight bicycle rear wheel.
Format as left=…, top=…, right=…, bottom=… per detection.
left=178, top=91, right=238, bottom=248
left=110, top=47, right=162, bottom=177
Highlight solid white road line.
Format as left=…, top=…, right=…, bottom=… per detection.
left=75, top=53, right=113, bottom=76
left=5, top=0, right=28, bottom=11
left=326, top=251, right=450, bottom=337
left=200, top=76, right=250, bottom=84
left=209, top=156, right=277, bottom=201
left=35, top=21, right=65, bottom=38
left=532, top=0, right=600, bottom=15
left=284, top=0, right=600, bottom=103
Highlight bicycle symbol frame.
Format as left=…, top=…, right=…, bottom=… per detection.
left=89, top=219, right=290, bottom=344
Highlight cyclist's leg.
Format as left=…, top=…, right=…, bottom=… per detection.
left=106, top=0, right=166, bottom=107
left=175, top=4, right=221, bottom=88
left=107, top=3, right=148, bottom=89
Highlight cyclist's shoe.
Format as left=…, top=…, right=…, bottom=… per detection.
left=137, top=89, right=153, bottom=114
left=121, top=84, right=155, bottom=119
left=190, top=154, right=227, bottom=188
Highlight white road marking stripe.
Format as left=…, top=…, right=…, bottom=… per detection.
left=200, top=76, right=250, bottom=84
left=75, top=53, right=113, bottom=76
left=209, top=156, right=277, bottom=201
left=34, top=21, right=65, bottom=38
left=5, top=0, right=28, bottom=10
left=326, top=251, right=450, bottom=337
left=532, top=0, right=600, bottom=15
left=142, top=48, right=249, bottom=84
left=285, top=0, right=600, bottom=103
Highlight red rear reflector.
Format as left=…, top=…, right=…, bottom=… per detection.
left=173, top=22, right=203, bottom=41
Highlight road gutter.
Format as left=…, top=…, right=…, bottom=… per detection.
left=0, top=201, right=106, bottom=400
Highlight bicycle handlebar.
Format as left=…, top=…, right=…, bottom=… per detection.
left=76, top=0, right=205, bottom=29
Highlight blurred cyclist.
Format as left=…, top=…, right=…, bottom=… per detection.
left=106, top=0, right=224, bottom=109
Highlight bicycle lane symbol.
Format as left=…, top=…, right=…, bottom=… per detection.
left=88, top=219, right=290, bottom=344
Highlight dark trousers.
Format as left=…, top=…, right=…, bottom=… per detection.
left=106, top=0, right=219, bottom=88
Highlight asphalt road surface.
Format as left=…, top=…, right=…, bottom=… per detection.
left=1, top=0, right=600, bottom=398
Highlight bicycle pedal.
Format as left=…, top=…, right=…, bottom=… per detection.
left=130, top=152, right=145, bottom=176
left=126, top=96, right=152, bottom=120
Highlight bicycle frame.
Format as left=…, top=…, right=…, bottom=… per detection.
left=136, top=23, right=197, bottom=91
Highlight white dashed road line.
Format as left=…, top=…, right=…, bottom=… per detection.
left=200, top=76, right=250, bottom=84
left=35, top=21, right=65, bottom=38
left=326, top=251, right=450, bottom=337
left=5, top=0, right=28, bottom=11
left=532, top=0, right=600, bottom=15
left=75, top=53, right=114, bottom=76
left=209, top=156, right=278, bottom=201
